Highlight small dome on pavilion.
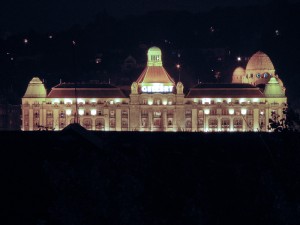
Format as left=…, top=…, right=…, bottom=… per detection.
left=264, top=77, right=285, bottom=97
left=232, top=67, right=245, bottom=83
left=23, top=77, right=47, bottom=98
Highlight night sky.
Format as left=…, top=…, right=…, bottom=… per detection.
left=1, top=0, right=298, bottom=33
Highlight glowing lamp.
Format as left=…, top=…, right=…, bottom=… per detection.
left=52, top=99, right=60, bottom=104
left=66, top=109, right=72, bottom=116
left=77, top=99, right=85, bottom=104
left=78, top=109, right=84, bottom=116
left=229, top=109, right=234, bottom=115
left=148, top=99, right=153, bottom=105
left=202, top=98, right=211, bottom=104
left=241, top=109, right=247, bottom=115
left=204, top=109, right=210, bottom=115
left=91, top=109, right=97, bottom=116
left=64, top=99, right=72, bottom=105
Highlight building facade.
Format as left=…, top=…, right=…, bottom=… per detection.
left=21, top=47, right=287, bottom=132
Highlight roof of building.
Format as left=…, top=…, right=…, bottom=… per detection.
left=186, top=83, right=264, bottom=98
left=136, top=66, right=175, bottom=84
left=246, top=51, right=275, bottom=71
left=47, top=82, right=129, bottom=98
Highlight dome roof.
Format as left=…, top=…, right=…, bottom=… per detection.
left=233, top=67, right=245, bottom=77
left=23, top=77, right=47, bottom=98
left=264, top=77, right=285, bottom=97
left=148, top=46, right=161, bottom=53
left=246, top=51, right=275, bottom=71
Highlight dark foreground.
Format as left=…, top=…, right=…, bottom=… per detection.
left=1, top=128, right=300, bottom=225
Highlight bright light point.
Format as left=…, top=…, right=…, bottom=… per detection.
left=202, top=98, right=211, bottom=104
left=176, top=64, right=180, bottom=69
left=204, top=109, right=210, bottom=115
left=229, top=109, right=234, bottom=115
left=66, top=109, right=72, bottom=115
left=64, top=99, right=72, bottom=104
left=49, top=35, right=53, bottom=39
left=260, top=111, right=264, bottom=115
left=148, top=99, right=153, bottom=105
left=52, top=99, right=60, bottom=104
left=72, top=40, right=76, bottom=45
left=237, top=57, right=241, bottom=61
left=241, top=109, right=247, bottom=115
left=10, top=57, right=14, bottom=61
left=77, top=99, right=85, bottom=104
left=114, top=99, right=120, bottom=103
left=90, top=99, right=97, bottom=104
left=109, top=100, right=114, bottom=104
left=162, top=100, right=167, bottom=105
left=24, top=38, right=28, bottom=44
left=78, top=109, right=84, bottom=115
left=91, top=109, right=97, bottom=116
left=253, top=98, right=259, bottom=103
left=239, top=98, right=246, bottom=104
left=227, top=98, right=232, bottom=103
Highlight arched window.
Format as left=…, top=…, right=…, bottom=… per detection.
left=83, top=118, right=92, bottom=130
left=95, top=118, right=105, bottom=130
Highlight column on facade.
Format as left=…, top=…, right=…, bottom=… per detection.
left=253, top=108, right=259, bottom=131
left=42, top=104, right=47, bottom=128
left=163, top=109, right=167, bottom=131
left=148, top=109, right=152, bottom=131
left=53, top=108, right=59, bottom=130
left=230, top=116, right=233, bottom=131
left=192, top=108, right=197, bottom=131
left=104, top=108, right=109, bottom=131
left=29, top=106, right=33, bottom=130
left=116, top=108, right=121, bottom=131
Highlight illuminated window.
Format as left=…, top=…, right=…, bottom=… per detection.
left=91, top=109, right=97, bottom=116
left=109, top=119, right=115, bottom=128
left=66, top=109, right=72, bottom=116
left=110, top=110, right=115, bottom=118
left=78, top=109, right=84, bottom=116
left=233, top=118, right=243, bottom=128
left=185, top=120, right=192, bottom=128
left=198, top=119, right=204, bottom=125
left=198, top=110, right=204, bottom=117
left=209, top=118, right=218, bottom=128
left=222, top=109, right=229, bottom=115
left=204, top=109, right=210, bottom=115
left=83, top=118, right=92, bottom=130
left=211, top=109, right=217, bottom=115
left=154, top=111, right=161, bottom=117
left=95, top=118, right=105, bottom=130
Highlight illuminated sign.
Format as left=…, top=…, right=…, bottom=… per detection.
left=141, top=84, right=173, bottom=93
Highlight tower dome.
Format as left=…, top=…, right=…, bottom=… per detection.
left=245, top=51, right=276, bottom=86
left=232, top=67, right=245, bottom=83
left=147, top=46, right=162, bottom=66
left=23, top=77, right=47, bottom=98
left=264, top=77, right=285, bottom=97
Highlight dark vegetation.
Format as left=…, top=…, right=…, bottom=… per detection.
left=1, top=129, right=300, bottom=225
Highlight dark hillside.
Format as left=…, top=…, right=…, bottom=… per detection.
left=1, top=130, right=299, bottom=225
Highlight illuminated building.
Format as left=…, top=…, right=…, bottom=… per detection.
left=21, top=47, right=287, bottom=132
